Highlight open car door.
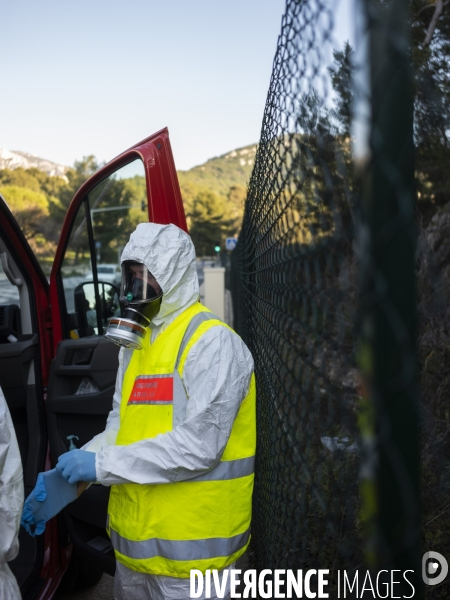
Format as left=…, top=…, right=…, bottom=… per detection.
left=0, top=193, right=55, bottom=599
left=45, top=129, right=187, bottom=579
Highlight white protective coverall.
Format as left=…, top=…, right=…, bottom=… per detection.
left=83, top=223, right=254, bottom=600
left=0, top=387, right=24, bottom=600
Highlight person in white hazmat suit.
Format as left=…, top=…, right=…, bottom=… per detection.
left=54, top=223, right=256, bottom=600
left=0, top=386, right=24, bottom=600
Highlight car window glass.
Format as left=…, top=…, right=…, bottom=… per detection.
left=73, top=280, right=121, bottom=338
left=60, top=201, right=92, bottom=338
left=59, top=159, right=148, bottom=339
left=88, top=158, right=147, bottom=287
left=0, top=258, right=20, bottom=306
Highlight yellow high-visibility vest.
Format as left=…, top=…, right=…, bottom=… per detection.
left=107, top=302, right=256, bottom=578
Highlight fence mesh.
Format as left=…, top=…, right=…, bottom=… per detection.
left=231, top=0, right=450, bottom=596
left=233, top=0, right=364, bottom=588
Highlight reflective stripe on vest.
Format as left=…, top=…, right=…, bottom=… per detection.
left=110, top=527, right=251, bottom=561
left=174, top=311, right=220, bottom=371
left=191, top=456, right=254, bottom=482
left=125, top=312, right=221, bottom=423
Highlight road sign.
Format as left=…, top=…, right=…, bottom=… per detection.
left=225, top=238, right=238, bottom=251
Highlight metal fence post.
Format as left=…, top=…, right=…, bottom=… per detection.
left=359, top=0, right=421, bottom=594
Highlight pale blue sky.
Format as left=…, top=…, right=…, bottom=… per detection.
left=1, top=0, right=353, bottom=171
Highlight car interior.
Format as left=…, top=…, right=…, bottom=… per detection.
left=0, top=234, right=49, bottom=596
left=0, top=150, right=168, bottom=596
left=0, top=224, right=119, bottom=596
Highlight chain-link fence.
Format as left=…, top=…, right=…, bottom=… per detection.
left=231, top=0, right=450, bottom=596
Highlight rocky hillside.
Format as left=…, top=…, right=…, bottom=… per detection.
left=0, top=149, right=68, bottom=178
left=0, top=143, right=258, bottom=261
left=0, top=144, right=258, bottom=195
left=177, top=144, right=257, bottom=196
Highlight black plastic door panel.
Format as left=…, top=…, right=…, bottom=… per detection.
left=46, top=336, right=119, bottom=574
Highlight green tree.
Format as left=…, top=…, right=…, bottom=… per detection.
left=89, top=175, right=145, bottom=263
left=188, top=189, right=235, bottom=256
left=328, top=42, right=353, bottom=137
left=179, top=180, right=201, bottom=230
left=49, top=155, right=100, bottom=231
left=0, top=166, right=66, bottom=196
left=0, top=167, right=43, bottom=192
left=0, top=185, right=58, bottom=252
left=123, top=175, right=148, bottom=230
left=227, top=185, right=247, bottom=232
left=410, top=0, right=450, bottom=223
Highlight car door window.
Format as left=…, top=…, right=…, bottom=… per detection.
left=61, top=200, right=92, bottom=337
left=88, top=159, right=147, bottom=270
left=0, top=257, right=21, bottom=306
left=60, top=158, right=147, bottom=339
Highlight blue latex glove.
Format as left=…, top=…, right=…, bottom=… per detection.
left=56, top=449, right=97, bottom=485
left=21, top=473, right=47, bottom=536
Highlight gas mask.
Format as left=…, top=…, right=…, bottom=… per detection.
left=105, top=260, right=163, bottom=350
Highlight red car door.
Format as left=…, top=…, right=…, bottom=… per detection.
left=0, top=128, right=187, bottom=598
left=45, top=128, right=187, bottom=591
left=0, top=193, right=56, bottom=600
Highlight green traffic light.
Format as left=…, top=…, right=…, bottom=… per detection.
left=214, top=246, right=220, bottom=252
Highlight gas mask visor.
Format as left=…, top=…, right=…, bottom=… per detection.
left=105, top=261, right=163, bottom=350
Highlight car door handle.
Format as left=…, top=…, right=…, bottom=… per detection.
left=73, top=348, right=94, bottom=366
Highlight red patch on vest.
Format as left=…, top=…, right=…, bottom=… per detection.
left=128, top=377, right=174, bottom=404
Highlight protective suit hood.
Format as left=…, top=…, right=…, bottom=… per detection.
left=121, top=223, right=199, bottom=328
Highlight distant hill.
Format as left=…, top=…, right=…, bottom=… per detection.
left=0, top=143, right=257, bottom=261
left=0, top=144, right=257, bottom=195
left=0, top=149, right=68, bottom=178
left=177, top=144, right=257, bottom=196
